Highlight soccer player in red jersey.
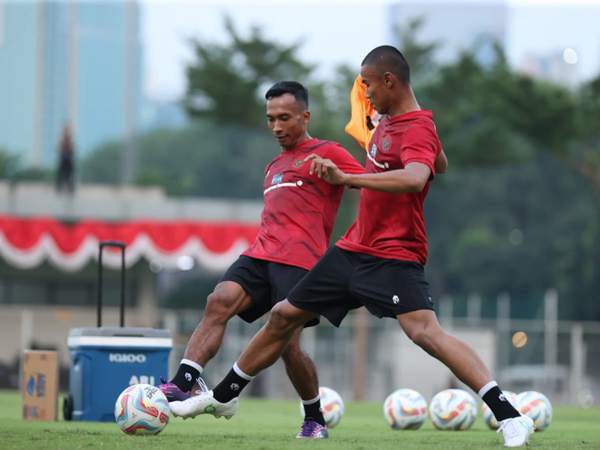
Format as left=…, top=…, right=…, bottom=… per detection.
left=170, top=46, right=536, bottom=447
left=159, top=81, right=364, bottom=438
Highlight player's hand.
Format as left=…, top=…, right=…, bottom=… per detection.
left=304, top=154, right=347, bottom=185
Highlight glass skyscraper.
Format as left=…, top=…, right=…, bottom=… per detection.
left=0, top=0, right=142, bottom=172
left=386, top=2, right=508, bottom=68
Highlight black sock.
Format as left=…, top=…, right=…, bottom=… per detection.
left=303, top=399, right=326, bottom=427
left=483, top=386, right=520, bottom=422
left=213, top=368, right=252, bottom=403
left=170, top=363, right=200, bottom=393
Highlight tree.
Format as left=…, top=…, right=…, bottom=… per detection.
left=0, top=149, right=19, bottom=180
left=393, top=16, right=439, bottom=81
left=80, top=141, right=120, bottom=185
left=0, top=149, right=53, bottom=182
left=184, top=16, right=314, bottom=128
left=80, top=124, right=276, bottom=198
left=556, top=75, right=600, bottom=209
left=419, top=50, right=537, bottom=167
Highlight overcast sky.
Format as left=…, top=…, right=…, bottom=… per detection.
left=141, top=0, right=600, bottom=100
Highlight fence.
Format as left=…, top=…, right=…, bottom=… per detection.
left=1, top=300, right=598, bottom=407
left=163, top=302, right=600, bottom=407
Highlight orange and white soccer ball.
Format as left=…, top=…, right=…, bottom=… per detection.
left=114, top=384, right=170, bottom=435
left=515, top=391, right=553, bottom=431
left=429, top=389, right=477, bottom=430
left=383, top=388, right=428, bottom=430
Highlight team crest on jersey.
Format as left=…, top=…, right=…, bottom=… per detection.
left=370, top=143, right=377, bottom=157
left=294, top=160, right=304, bottom=168
left=382, top=138, right=391, bottom=151
left=271, top=173, right=283, bottom=184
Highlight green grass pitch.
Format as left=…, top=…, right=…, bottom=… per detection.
left=1, top=390, right=599, bottom=449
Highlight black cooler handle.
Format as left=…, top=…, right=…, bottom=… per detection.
left=97, top=241, right=126, bottom=327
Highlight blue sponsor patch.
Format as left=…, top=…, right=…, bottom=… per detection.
left=271, top=173, right=283, bottom=184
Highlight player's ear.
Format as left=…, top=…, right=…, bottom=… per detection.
left=303, top=110, right=311, bottom=123
left=384, top=72, right=394, bottom=88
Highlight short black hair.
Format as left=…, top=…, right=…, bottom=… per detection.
left=361, top=45, right=411, bottom=84
left=265, top=81, right=309, bottom=110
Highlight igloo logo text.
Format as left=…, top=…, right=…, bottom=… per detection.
left=109, top=353, right=147, bottom=363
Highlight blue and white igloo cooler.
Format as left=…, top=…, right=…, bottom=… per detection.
left=65, top=326, right=172, bottom=422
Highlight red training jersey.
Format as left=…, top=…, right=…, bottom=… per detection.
left=244, top=138, right=364, bottom=270
left=336, top=110, right=442, bottom=265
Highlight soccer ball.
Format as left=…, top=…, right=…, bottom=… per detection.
left=482, top=390, right=517, bottom=430
left=319, top=387, right=345, bottom=428
left=299, top=386, right=345, bottom=428
left=114, top=384, right=170, bottom=435
left=429, top=389, right=477, bottom=430
left=515, top=391, right=553, bottom=431
left=383, top=388, right=428, bottom=430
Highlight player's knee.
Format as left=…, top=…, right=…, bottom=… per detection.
left=408, top=328, right=440, bottom=357
left=204, top=291, right=236, bottom=322
left=268, top=302, right=303, bottom=334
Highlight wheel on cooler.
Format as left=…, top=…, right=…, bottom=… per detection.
left=63, top=393, right=73, bottom=421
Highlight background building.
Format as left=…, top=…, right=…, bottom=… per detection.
left=0, top=0, right=143, bottom=174
left=386, top=1, right=508, bottom=67
left=385, top=1, right=600, bottom=88
left=519, top=51, right=579, bottom=88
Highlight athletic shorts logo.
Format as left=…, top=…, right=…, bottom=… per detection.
left=392, top=295, right=400, bottom=304
left=272, top=173, right=283, bottom=184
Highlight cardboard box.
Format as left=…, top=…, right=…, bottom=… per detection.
left=21, top=350, right=59, bottom=421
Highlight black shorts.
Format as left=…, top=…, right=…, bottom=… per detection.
left=287, top=246, right=434, bottom=327
left=220, top=255, right=319, bottom=326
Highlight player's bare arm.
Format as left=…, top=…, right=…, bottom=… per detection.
left=305, top=154, right=431, bottom=194
left=435, top=150, right=448, bottom=174
left=344, top=162, right=431, bottom=193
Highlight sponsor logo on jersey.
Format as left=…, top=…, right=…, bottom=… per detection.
left=294, top=160, right=304, bottom=168
left=370, top=144, right=377, bottom=157
left=392, top=295, right=400, bottom=304
left=272, top=173, right=283, bottom=184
